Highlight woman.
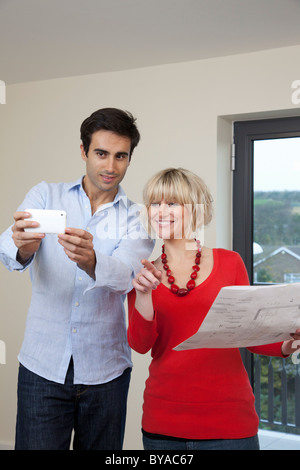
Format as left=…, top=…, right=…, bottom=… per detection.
left=127, top=167, right=300, bottom=450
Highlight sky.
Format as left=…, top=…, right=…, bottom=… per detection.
left=254, top=137, right=300, bottom=192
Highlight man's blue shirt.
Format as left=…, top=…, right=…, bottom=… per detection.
left=0, top=177, right=154, bottom=384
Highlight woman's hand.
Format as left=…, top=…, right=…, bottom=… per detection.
left=132, top=259, right=162, bottom=294
left=281, top=329, right=300, bottom=356
left=132, top=260, right=162, bottom=321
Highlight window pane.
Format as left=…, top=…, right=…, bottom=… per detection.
left=253, top=137, right=300, bottom=284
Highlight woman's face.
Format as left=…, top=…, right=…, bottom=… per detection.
left=148, top=199, right=192, bottom=240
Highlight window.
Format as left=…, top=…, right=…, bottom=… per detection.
left=233, top=117, right=300, bottom=285
left=253, top=137, right=300, bottom=284
left=233, top=116, right=300, bottom=434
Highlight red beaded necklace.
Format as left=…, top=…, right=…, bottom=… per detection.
left=161, top=240, right=201, bottom=296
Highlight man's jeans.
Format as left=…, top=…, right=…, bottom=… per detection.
left=15, top=360, right=131, bottom=450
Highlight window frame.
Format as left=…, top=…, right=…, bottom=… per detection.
left=233, top=116, right=300, bottom=283
left=232, top=116, right=300, bottom=383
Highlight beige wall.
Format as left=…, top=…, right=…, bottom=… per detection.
left=1, top=44, right=300, bottom=449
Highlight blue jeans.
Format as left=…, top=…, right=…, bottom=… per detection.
left=15, top=360, right=131, bottom=450
left=143, top=433, right=260, bottom=450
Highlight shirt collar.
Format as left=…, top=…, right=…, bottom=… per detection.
left=65, top=176, right=128, bottom=209
left=64, top=176, right=83, bottom=192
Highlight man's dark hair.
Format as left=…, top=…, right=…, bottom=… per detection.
left=80, top=108, right=140, bottom=160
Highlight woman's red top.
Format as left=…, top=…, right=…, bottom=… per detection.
left=127, top=249, right=286, bottom=440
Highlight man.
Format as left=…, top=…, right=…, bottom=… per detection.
left=0, top=108, right=154, bottom=450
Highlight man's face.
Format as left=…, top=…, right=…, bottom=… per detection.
left=81, top=130, right=131, bottom=198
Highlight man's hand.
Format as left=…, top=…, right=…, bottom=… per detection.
left=58, top=228, right=96, bottom=279
left=12, top=211, right=45, bottom=264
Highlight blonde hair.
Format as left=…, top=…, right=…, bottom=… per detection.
left=142, top=167, right=213, bottom=238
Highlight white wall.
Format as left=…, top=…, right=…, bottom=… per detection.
left=1, top=44, right=300, bottom=449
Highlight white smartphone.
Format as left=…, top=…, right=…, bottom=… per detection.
left=24, top=209, right=67, bottom=234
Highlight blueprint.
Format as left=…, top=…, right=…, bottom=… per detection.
left=174, top=283, right=300, bottom=350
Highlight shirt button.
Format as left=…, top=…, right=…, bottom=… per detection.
left=72, top=328, right=77, bottom=333
left=78, top=277, right=83, bottom=281
left=75, top=301, right=79, bottom=307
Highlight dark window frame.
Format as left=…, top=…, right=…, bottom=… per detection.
left=233, top=116, right=300, bottom=383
